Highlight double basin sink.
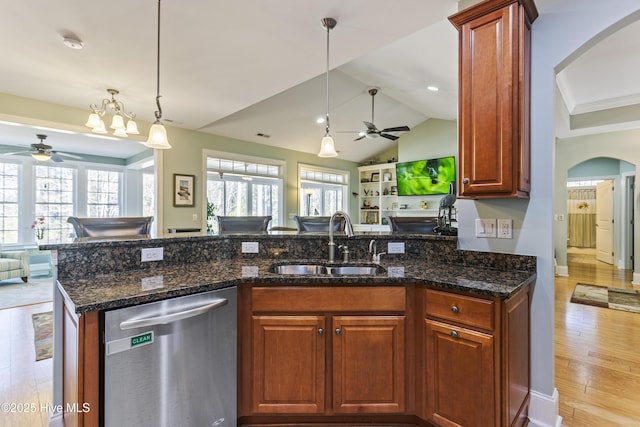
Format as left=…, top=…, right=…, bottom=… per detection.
left=271, top=263, right=386, bottom=276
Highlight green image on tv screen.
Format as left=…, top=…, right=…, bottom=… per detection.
left=396, top=156, right=456, bottom=196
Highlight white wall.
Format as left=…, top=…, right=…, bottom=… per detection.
left=455, top=1, right=640, bottom=424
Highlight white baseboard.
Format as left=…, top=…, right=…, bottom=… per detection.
left=528, top=388, right=563, bottom=427
left=632, top=272, right=640, bottom=285
left=555, top=265, right=569, bottom=277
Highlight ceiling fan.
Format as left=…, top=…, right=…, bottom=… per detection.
left=6, top=134, right=82, bottom=162
left=345, top=88, right=411, bottom=142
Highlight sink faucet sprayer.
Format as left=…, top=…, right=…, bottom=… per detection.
left=328, top=211, right=354, bottom=263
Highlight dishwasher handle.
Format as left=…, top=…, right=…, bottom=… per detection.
left=119, top=298, right=228, bottom=330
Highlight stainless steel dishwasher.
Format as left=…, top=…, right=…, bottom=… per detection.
left=103, top=286, right=237, bottom=427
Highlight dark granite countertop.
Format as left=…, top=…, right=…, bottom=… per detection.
left=58, top=257, right=536, bottom=315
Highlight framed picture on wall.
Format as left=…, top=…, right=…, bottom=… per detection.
left=174, top=174, right=195, bottom=207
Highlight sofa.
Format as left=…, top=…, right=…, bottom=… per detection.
left=0, top=251, right=30, bottom=283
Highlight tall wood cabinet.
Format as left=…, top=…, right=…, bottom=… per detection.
left=449, top=0, right=538, bottom=199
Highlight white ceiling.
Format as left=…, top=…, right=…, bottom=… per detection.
left=0, top=0, right=638, bottom=163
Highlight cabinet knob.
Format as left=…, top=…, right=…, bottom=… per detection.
left=451, top=305, right=459, bottom=314
left=318, top=328, right=324, bottom=336
left=450, top=331, right=458, bottom=338
left=335, top=328, right=341, bottom=336
left=462, top=178, right=469, bottom=184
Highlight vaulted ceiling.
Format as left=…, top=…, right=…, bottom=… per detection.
left=0, top=0, right=638, bottom=163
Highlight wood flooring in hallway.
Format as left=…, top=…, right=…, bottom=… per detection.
left=556, top=253, right=640, bottom=426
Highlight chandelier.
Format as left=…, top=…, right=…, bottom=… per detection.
left=85, top=88, right=139, bottom=137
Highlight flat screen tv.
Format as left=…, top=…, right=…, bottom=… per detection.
left=395, top=156, right=456, bottom=196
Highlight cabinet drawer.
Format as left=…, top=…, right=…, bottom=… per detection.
left=252, top=286, right=405, bottom=312
left=425, top=289, right=494, bottom=331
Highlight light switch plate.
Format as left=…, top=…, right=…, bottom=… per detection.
left=241, top=242, right=259, bottom=253
left=475, top=219, right=497, bottom=238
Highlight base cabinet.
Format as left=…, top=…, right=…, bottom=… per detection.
left=425, top=319, right=495, bottom=426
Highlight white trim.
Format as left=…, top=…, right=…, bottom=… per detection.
left=528, top=388, right=563, bottom=427
left=556, top=264, right=569, bottom=277
left=48, top=412, right=63, bottom=427
left=632, top=271, right=640, bottom=285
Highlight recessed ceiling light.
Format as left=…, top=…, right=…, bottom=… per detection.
left=427, top=86, right=439, bottom=92
left=63, top=36, right=83, bottom=50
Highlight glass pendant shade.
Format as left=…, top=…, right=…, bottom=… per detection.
left=110, top=114, right=125, bottom=130
left=91, top=119, right=107, bottom=134
left=318, top=134, right=338, bottom=157
left=31, top=151, right=51, bottom=161
left=85, top=112, right=101, bottom=128
left=145, top=122, right=171, bottom=149
left=113, top=127, right=128, bottom=137
left=126, top=120, right=139, bottom=134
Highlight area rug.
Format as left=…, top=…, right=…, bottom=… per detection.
left=0, top=276, right=53, bottom=310
left=570, top=283, right=640, bottom=313
left=31, top=311, right=53, bottom=361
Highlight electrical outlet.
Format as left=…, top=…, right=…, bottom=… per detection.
left=497, top=219, right=513, bottom=239
left=475, top=219, right=497, bottom=238
left=141, top=247, right=164, bottom=262
left=387, top=242, right=405, bottom=254
left=241, top=242, right=259, bottom=253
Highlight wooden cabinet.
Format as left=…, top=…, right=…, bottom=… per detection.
left=332, top=316, right=405, bottom=414
left=60, top=294, right=100, bottom=427
left=422, top=287, right=531, bottom=427
left=240, top=286, right=407, bottom=421
left=358, top=163, right=397, bottom=228
left=449, top=0, right=538, bottom=199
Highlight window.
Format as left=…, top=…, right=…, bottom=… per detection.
left=298, top=164, right=348, bottom=216
left=0, top=161, right=20, bottom=244
left=142, top=172, right=155, bottom=217
left=206, top=152, right=284, bottom=226
left=34, top=164, right=75, bottom=243
left=87, top=169, right=121, bottom=217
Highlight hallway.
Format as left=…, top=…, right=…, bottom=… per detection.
left=555, top=252, right=640, bottom=426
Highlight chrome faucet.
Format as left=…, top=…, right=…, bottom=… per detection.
left=369, top=239, right=386, bottom=264
left=328, top=211, right=354, bottom=263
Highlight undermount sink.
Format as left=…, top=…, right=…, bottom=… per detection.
left=270, top=263, right=386, bottom=276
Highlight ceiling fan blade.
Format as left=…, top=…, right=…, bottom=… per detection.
left=2, top=150, right=30, bottom=156
left=50, top=153, right=64, bottom=162
left=54, top=151, right=82, bottom=160
left=380, top=133, right=399, bottom=141
left=381, top=126, right=410, bottom=133
left=363, top=121, right=377, bottom=131
left=354, top=135, right=366, bottom=141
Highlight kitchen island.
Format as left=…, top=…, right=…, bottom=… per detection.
left=47, top=232, right=535, bottom=427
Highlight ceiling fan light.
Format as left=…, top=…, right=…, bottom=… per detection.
left=92, top=119, right=107, bottom=134
left=125, top=120, right=139, bottom=135
left=85, top=112, right=101, bottom=128
left=145, top=123, right=171, bottom=149
left=318, top=134, right=338, bottom=157
left=31, top=151, right=51, bottom=162
left=110, top=114, right=125, bottom=130
left=113, top=127, right=128, bottom=137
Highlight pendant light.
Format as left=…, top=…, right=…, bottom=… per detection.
left=317, top=17, right=338, bottom=158
left=145, top=0, right=171, bottom=149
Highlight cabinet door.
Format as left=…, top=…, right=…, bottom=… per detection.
left=252, top=315, right=325, bottom=414
left=454, top=2, right=531, bottom=199
left=425, top=319, right=495, bottom=427
left=333, top=316, right=405, bottom=413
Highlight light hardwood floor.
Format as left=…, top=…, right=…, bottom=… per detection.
left=556, top=252, right=640, bottom=426
left=0, top=301, right=53, bottom=427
